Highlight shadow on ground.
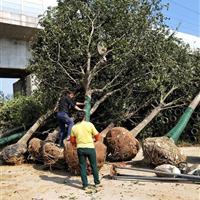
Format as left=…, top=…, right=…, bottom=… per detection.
left=39, top=174, right=82, bottom=189
left=32, top=163, right=83, bottom=189
left=32, top=163, right=69, bottom=176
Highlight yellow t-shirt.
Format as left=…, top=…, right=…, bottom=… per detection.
left=71, top=121, right=98, bottom=148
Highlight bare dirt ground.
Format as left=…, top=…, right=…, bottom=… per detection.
left=1, top=147, right=200, bottom=200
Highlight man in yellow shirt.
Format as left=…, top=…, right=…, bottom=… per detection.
left=70, top=111, right=100, bottom=190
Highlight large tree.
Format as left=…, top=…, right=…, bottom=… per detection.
left=30, top=0, right=167, bottom=118
left=30, top=0, right=198, bottom=126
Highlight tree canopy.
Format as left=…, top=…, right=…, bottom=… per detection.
left=29, top=0, right=199, bottom=131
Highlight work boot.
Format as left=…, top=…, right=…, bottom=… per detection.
left=83, top=186, right=93, bottom=194
left=95, top=183, right=102, bottom=188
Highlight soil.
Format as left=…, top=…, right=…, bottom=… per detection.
left=1, top=147, right=200, bottom=200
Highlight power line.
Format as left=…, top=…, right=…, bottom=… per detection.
left=166, top=15, right=200, bottom=28
left=169, top=0, right=200, bottom=15
left=168, top=22, right=200, bottom=34
left=164, top=8, right=200, bottom=25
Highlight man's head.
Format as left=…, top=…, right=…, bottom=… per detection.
left=77, top=111, right=85, bottom=122
left=68, top=91, right=75, bottom=99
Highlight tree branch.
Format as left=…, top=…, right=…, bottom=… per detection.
left=91, top=49, right=112, bottom=76
left=46, top=44, right=77, bottom=84
left=90, top=90, right=117, bottom=114
left=91, top=68, right=125, bottom=93
left=163, top=97, right=183, bottom=108
left=89, top=34, right=125, bottom=78
left=86, top=16, right=96, bottom=72
left=161, top=103, right=186, bottom=110
left=41, top=79, right=63, bottom=90
left=123, top=98, right=153, bottom=120
left=80, top=65, right=85, bottom=75
left=83, top=16, right=97, bottom=91
left=160, top=85, right=177, bottom=104
left=90, top=79, right=137, bottom=115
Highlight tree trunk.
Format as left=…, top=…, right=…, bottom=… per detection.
left=166, top=91, right=200, bottom=143
left=100, top=123, right=115, bottom=138
left=85, top=91, right=92, bottom=122
left=1, top=110, right=53, bottom=165
left=142, top=92, right=200, bottom=166
left=44, top=127, right=59, bottom=142
left=130, top=105, right=162, bottom=137
left=18, top=110, right=53, bottom=145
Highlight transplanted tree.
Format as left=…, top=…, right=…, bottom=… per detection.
left=128, top=37, right=200, bottom=137
left=86, top=31, right=199, bottom=133
left=30, top=0, right=198, bottom=129
left=30, top=0, right=172, bottom=121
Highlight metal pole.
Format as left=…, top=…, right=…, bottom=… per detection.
left=115, top=166, right=200, bottom=181
left=113, top=175, right=198, bottom=183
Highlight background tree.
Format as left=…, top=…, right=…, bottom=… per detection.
left=0, top=95, right=42, bottom=133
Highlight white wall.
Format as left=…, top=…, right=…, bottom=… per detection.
left=175, top=32, right=200, bottom=51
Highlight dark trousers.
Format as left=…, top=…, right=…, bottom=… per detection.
left=77, top=148, right=100, bottom=188
left=57, top=111, right=74, bottom=146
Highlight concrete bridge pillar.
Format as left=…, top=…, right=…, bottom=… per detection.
left=13, top=74, right=37, bottom=96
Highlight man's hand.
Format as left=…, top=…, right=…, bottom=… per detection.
left=94, top=133, right=100, bottom=142
left=70, top=136, right=76, bottom=146
left=75, top=105, right=83, bottom=111
left=76, top=102, right=85, bottom=106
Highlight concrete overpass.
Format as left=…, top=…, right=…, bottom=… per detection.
left=0, top=0, right=57, bottom=95
left=0, top=0, right=43, bottom=78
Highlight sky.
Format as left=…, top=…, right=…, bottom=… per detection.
left=0, top=0, right=200, bottom=96
left=161, top=0, right=200, bottom=37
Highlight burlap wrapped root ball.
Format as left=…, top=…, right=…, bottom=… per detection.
left=28, top=138, right=44, bottom=162
left=104, top=127, right=140, bottom=162
left=63, top=141, right=107, bottom=175
left=42, top=142, right=65, bottom=168
left=142, top=136, right=186, bottom=167
left=2, top=143, right=27, bottom=165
